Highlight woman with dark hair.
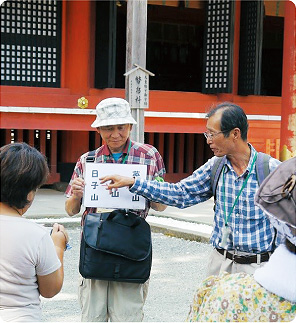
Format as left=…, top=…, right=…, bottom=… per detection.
left=0, top=142, right=68, bottom=322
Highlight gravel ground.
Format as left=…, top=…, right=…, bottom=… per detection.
left=41, top=228, right=212, bottom=322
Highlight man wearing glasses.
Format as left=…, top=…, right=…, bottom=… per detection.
left=100, top=102, right=281, bottom=276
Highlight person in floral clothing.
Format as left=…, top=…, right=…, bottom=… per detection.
left=187, top=270, right=295, bottom=322
left=187, top=157, right=296, bottom=322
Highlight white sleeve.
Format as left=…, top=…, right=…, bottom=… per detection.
left=35, top=233, right=61, bottom=276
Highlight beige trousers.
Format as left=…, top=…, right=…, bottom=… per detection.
left=78, top=276, right=149, bottom=322
left=207, top=248, right=267, bottom=276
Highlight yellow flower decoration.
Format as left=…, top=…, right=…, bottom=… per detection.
left=254, top=289, right=264, bottom=300
left=279, top=301, right=292, bottom=312
left=78, top=96, right=88, bottom=109
left=259, top=314, right=269, bottom=322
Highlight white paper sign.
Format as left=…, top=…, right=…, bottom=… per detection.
left=83, top=163, right=147, bottom=209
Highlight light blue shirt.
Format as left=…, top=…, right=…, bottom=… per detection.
left=112, top=152, right=122, bottom=162
left=131, top=145, right=282, bottom=253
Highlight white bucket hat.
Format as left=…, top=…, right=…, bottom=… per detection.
left=91, top=98, right=137, bottom=128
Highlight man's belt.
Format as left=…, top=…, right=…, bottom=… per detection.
left=216, top=248, right=272, bottom=264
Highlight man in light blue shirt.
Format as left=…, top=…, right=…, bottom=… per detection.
left=101, top=102, right=281, bottom=275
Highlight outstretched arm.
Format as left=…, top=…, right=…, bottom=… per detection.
left=101, top=172, right=207, bottom=209
left=100, top=175, right=167, bottom=211
left=100, top=175, right=135, bottom=189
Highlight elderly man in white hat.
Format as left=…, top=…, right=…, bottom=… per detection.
left=65, top=97, right=166, bottom=322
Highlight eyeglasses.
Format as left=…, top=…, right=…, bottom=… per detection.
left=203, top=131, right=227, bottom=140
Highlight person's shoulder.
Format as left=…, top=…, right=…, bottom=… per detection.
left=95, top=146, right=105, bottom=154
left=26, top=218, right=49, bottom=232
left=79, top=147, right=104, bottom=161
left=259, top=153, right=281, bottom=172
left=206, top=155, right=221, bottom=168
left=131, top=141, right=160, bottom=157
left=12, top=217, right=49, bottom=239
left=268, top=156, right=281, bottom=168
left=191, top=156, right=219, bottom=178
left=251, top=145, right=281, bottom=171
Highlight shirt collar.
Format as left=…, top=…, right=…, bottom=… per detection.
left=224, top=143, right=257, bottom=176
left=244, top=143, right=257, bottom=177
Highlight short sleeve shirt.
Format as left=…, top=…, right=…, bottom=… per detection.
left=65, top=139, right=166, bottom=221
left=0, top=215, right=61, bottom=322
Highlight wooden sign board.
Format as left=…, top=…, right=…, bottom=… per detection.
left=128, top=68, right=149, bottom=109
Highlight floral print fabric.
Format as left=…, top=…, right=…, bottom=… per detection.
left=187, top=272, right=296, bottom=322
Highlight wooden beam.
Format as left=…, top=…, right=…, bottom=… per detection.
left=186, top=133, right=194, bottom=174
left=40, top=130, right=46, bottom=156
left=5, top=129, right=11, bottom=145
left=16, top=129, right=23, bottom=142
left=176, top=133, right=184, bottom=173
left=125, top=0, right=148, bottom=143
left=167, top=133, right=175, bottom=174
left=28, top=130, right=35, bottom=147
left=50, top=130, right=58, bottom=175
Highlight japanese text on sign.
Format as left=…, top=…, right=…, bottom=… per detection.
left=83, top=163, right=147, bottom=209
left=129, top=69, right=149, bottom=109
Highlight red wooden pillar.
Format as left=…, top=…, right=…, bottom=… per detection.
left=16, top=129, right=23, bottom=142
left=280, top=0, right=296, bottom=160
left=147, top=132, right=154, bottom=147
left=167, top=133, right=175, bottom=175
left=59, top=0, right=95, bottom=170
left=5, top=129, right=11, bottom=144
left=157, top=133, right=165, bottom=160
left=48, top=130, right=60, bottom=183
left=39, top=130, right=46, bottom=156
left=186, top=134, right=194, bottom=174
left=60, top=131, right=89, bottom=163
left=28, top=130, right=35, bottom=148
left=50, top=131, right=58, bottom=175
left=61, top=0, right=95, bottom=95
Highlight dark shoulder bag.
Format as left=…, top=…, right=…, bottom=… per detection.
left=79, top=209, right=152, bottom=283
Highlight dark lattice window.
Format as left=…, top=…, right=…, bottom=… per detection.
left=202, top=0, right=234, bottom=94
left=1, top=0, right=62, bottom=87
left=238, top=0, right=263, bottom=95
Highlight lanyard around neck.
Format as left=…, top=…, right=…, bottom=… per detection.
left=121, top=140, right=132, bottom=164
left=104, top=140, right=132, bottom=164
left=222, top=151, right=257, bottom=226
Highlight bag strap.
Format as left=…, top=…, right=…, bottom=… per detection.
left=211, top=153, right=271, bottom=211
left=255, top=152, right=277, bottom=249
left=211, top=156, right=226, bottom=198
left=256, top=152, right=271, bottom=186
left=86, top=150, right=96, bottom=163
left=211, top=153, right=271, bottom=198
left=210, top=156, right=226, bottom=211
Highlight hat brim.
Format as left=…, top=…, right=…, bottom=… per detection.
left=91, top=117, right=137, bottom=128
